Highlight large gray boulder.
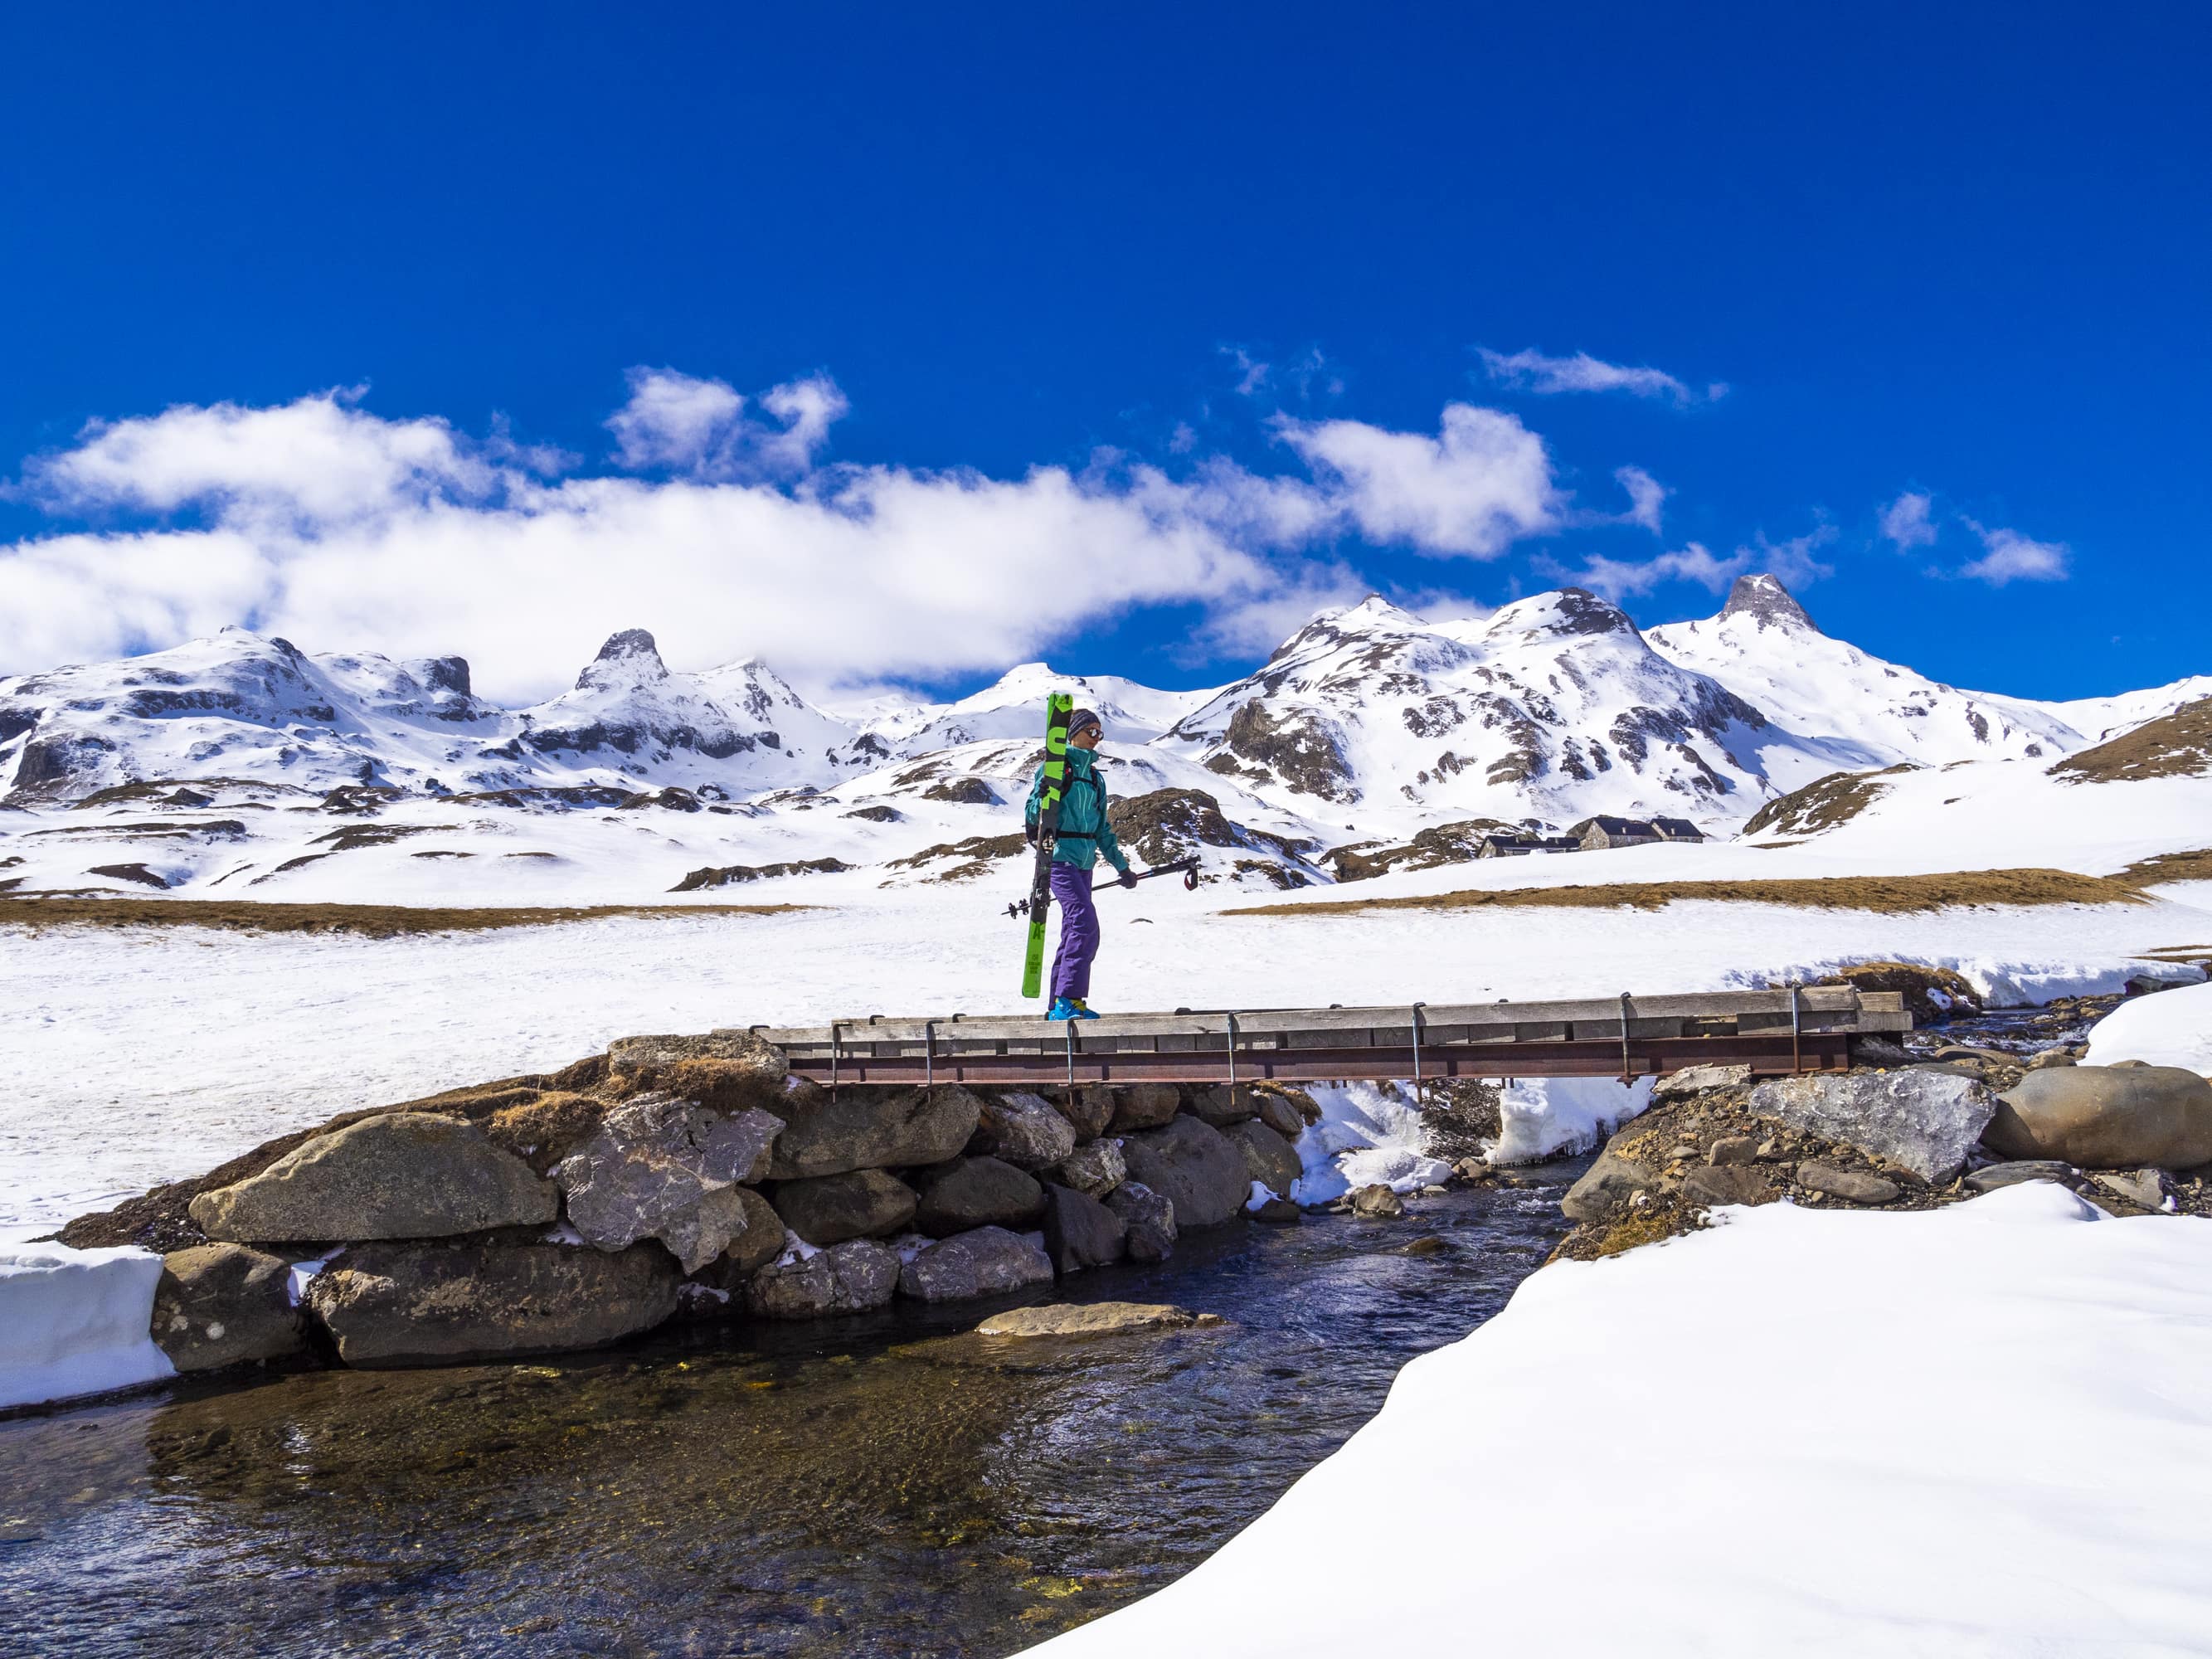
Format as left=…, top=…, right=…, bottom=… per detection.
left=1985, top=1066, right=2212, bottom=1170
left=771, top=1168, right=918, bottom=1245
left=555, top=1092, right=784, bottom=1267
left=898, top=1226, right=1055, bottom=1302
left=1223, top=1119, right=1303, bottom=1198
left=972, top=1092, right=1079, bottom=1170
left=607, top=1029, right=787, bottom=1075
left=1184, top=1085, right=1260, bottom=1127
left=1055, top=1139, right=1127, bottom=1197
left=746, top=1239, right=901, bottom=1319
left=151, top=1244, right=303, bottom=1371
left=1105, top=1180, right=1176, bottom=1262
left=1796, top=1161, right=1902, bottom=1205
left=1751, top=1071, right=1996, bottom=1184
left=1654, top=1063, right=1752, bottom=1102
left=1106, top=1083, right=1184, bottom=1133
left=1252, top=1088, right=1310, bottom=1142
left=689, top=1186, right=787, bottom=1288
left=1120, top=1116, right=1249, bottom=1228
left=1681, top=1165, right=1778, bottom=1209
left=190, top=1113, right=557, bottom=1243
left=768, top=1085, right=982, bottom=1180
left=1061, top=1088, right=1118, bottom=1141
left=651, top=1186, right=757, bottom=1275
left=1559, top=1149, right=1658, bottom=1224
left=304, top=1239, right=680, bottom=1365
left=912, top=1155, right=1046, bottom=1237
left=1040, top=1184, right=1126, bottom=1273
left=977, top=1302, right=1220, bottom=1338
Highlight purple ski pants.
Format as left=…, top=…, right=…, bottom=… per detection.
left=1049, top=862, right=1101, bottom=1001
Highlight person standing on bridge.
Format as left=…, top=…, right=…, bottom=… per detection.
left=1026, top=708, right=1136, bottom=1020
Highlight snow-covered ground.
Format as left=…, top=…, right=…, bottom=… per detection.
left=1023, top=1183, right=2212, bottom=1658
left=6, top=876, right=2205, bottom=1238
left=2086, top=980, right=2212, bottom=1075
left=0, top=1241, right=172, bottom=1410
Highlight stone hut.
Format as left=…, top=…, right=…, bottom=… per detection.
left=1650, top=816, right=1706, bottom=843
left=1573, top=815, right=1661, bottom=850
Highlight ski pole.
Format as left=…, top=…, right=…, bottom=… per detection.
left=1091, top=856, right=1200, bottom=893
left=1004, top=857, right=1200, bottom=918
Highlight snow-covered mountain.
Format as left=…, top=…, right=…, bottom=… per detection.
left=1646, top=575, right=2086, bottom=774
left=1156, top=590, right=1840, bottom=834
left=4, top=577, right=2206, bottom=905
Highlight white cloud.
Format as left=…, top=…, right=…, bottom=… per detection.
left=1539, top=541, right=1747, bottom=601
left=1613, top=465, right=1668, bottom=533
left=1879, top=489, right=1937, bottom=549
left=1959, top=521, right=2069, bottom=586
left=0, top=382, right=1567, bottom=697
left=1539, top=523, right=1836, bottom=601
left=604, top=368, right=848, bottom=479
left=23, top=388, right=497, bottom=528
left=1477, top=347, right=1711, bottom=406
left=1274, top=403, right=1560, bottom=557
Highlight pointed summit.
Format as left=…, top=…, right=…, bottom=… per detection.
left=576, top=628, right=668, bottom=690
left=1485, top=586, right=1639, bottom=641
left=1720, top=573, right=1817, bottom=633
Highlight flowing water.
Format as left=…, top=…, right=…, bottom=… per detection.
left=0, top=1180, right=1573, bottom=1657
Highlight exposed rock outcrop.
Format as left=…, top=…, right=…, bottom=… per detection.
left=1985, top=1066, right=2212, bottom=1170
left=1040, top=1185, right=1126, bottom=1273
left=1751, top=1071, right=1996, bottom=1184
left=899, top=1226, right=1056, bottom=1302
left=555, top=1093, right=783, bottom=1269
left=1120, top=1116, right=1248, bottom=1228
left=746, top=1240, right=902, bottom=1319
left=912, top=1155, right=1047, bottom=1237
left=305, top=1240, right=681, bottom=1365
left=189, top=1114, right=557, bottom=1243
left=151, top=1244, right=304, bottom=1371
left=771, top=1168, right=918, bottom=1245
left=1105, top=1181, right=1177, bottom=1262
left=768, top=1085, right=983, bottom=1180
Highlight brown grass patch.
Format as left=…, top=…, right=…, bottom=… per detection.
left=0, top=897, right=818, bottom=937
left=1231, top=867, right=2150, bottom=918
left=2051, top=698, right=2212, bottom=784
left=2118, top=848, right=2212, bottom=887
left=1742, top=764, right=1916, bottom=839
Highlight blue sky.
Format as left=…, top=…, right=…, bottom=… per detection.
left=2, top=2, right=2205, bottom=702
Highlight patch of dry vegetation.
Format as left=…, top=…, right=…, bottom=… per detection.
left=0, top=897, right=816, bottom=937
left=1232, top=868, right=2150, bottom=918
left=2051, top=697, right=2212, bottom=784
left=2118, top=848, right=2212, bottom=886
left=1741, top=764, right=1916, bottom=838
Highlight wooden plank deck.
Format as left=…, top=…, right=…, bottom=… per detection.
left=748, top=988, right=1908, bottom=1087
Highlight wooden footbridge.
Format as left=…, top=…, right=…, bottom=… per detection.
left=753, top=987, right=1912, bottom=1090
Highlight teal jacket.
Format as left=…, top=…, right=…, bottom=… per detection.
left=1025, top=747, right=1130, bottom=873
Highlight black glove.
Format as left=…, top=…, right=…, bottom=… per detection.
left=1024, top=820, right=1038, bottom=848
left=1118, top=868, right=1139, bottom=888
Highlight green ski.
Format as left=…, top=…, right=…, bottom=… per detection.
left=1020, top=692, right=1075, bottom=999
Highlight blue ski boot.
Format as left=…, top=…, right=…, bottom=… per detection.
left=1047, top=996, right=1082, bottom=1020
left=1072, top=999, right=1101, bottom=1019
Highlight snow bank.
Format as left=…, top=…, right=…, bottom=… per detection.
left=0, top=1242, right=174, bottom=1411
left=1290, top=1083, right=1451, bottom=1203
left=1291, top=1075, right=1651, bottom=1198
left=1487, top=1074, right=1650, bottom=1165
left=1022, top=1186, right=2212, bottom=1658
left=2087, top=981, right=2212, bottom=1076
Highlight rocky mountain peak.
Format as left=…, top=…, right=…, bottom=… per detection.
left=1719, top=573, right=1817, bottom=633
left=576, top=628, right=669, bottom=691
left=1485, top=586, right=1638, bottom=642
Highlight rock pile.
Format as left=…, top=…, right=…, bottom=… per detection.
left=60, top=1027, right=1318, bottom=1379
left=1556, top=1053, right=2212, bottom=1262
